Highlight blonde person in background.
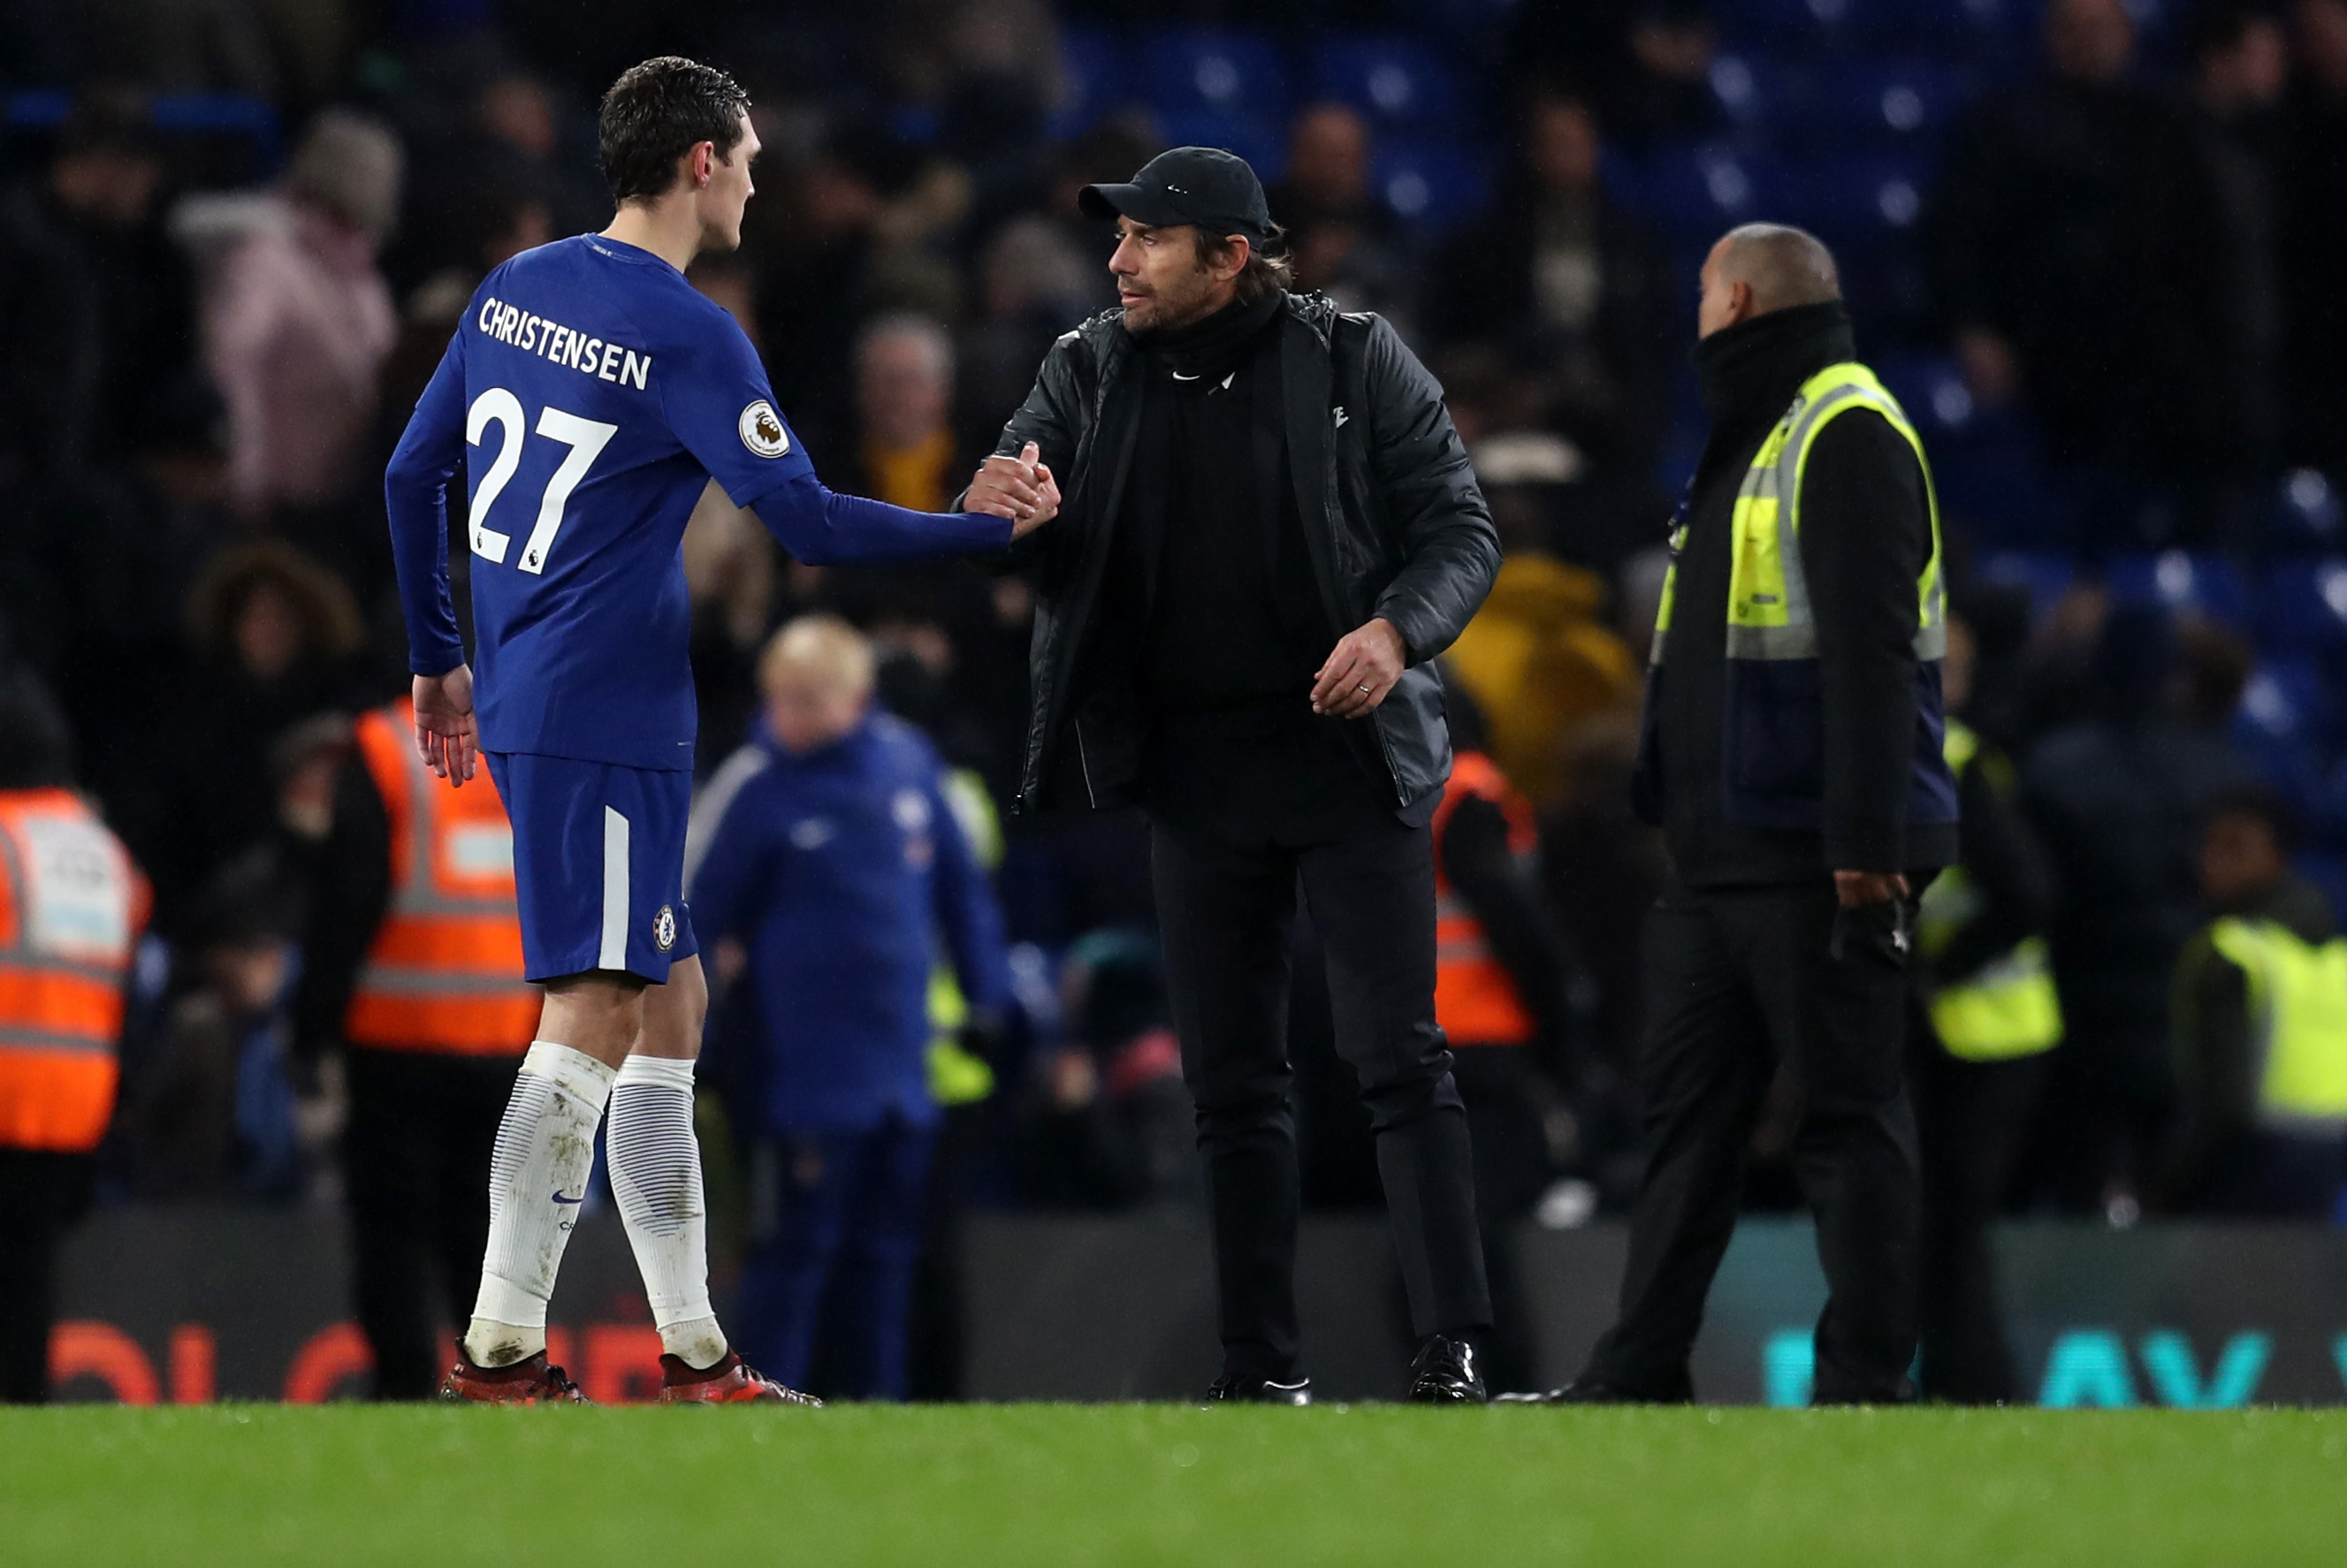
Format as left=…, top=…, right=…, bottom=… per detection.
left=685, top=617, right=1012, bottom=1399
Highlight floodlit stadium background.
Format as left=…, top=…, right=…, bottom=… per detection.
left=5, top=0, right=2347, bottom=1409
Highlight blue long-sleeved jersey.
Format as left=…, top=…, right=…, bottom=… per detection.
left=686, top=713, right=1012, bottom=1132
left=383, top=234, right=1009, bottom=772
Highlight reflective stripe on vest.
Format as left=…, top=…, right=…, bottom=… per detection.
left=2205, top=917, right=2347, bottom=1132
left=1928, top=934, right=2062, bottom=1062
left=344, top=704, right=538, bottom=1054
left=0, top=791, right=135, bottom=1151
left=1649, top=362, right=1946, bottom=667
left=1430, top=752, right=1537, bottom=1047
left=1917, top=719, right=2061, bottom=1062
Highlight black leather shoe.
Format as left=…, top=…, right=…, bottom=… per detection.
left=1406, top=1335, right=1488, bottom=1404
left=1500, top=1370, right=1693, bottom=1405
left=1205, top=1374, right=1313, bottom=1405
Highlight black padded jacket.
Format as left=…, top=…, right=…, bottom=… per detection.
left=981, top=291, right=1500, bottom=821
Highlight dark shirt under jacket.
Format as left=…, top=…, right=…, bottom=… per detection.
left=1113, top=292, right=1329, bottom=716
left=1645, top=301, right=1955, bottom=887
left=1104, top=294, right=1387, bottom=834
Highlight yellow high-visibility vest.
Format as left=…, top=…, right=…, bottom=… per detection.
left=1648, top=360, right=1958, bottom=835
left=925, top=767, right=1002, bottom=1108
left=1917, top=719, right=2062, bottom=1062
left=2204, top=917, right=2347, bottom=1130
left=1651, top=361, right=1946, bottom=667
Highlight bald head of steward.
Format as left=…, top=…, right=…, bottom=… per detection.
left=1696, top=223, right=1842, bottom=339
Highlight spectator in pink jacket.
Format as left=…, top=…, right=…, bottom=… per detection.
left=194, top=110, right=401, bottom=521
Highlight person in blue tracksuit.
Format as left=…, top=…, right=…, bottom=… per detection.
left=685, top=613, right=1011, bottom=1398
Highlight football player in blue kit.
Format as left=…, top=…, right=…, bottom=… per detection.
left=383, top=56, right=1058, bottom=1404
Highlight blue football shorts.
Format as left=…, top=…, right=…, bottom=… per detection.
left=484, top=751, right=699, bottom=983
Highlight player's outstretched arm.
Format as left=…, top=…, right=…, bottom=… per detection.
left=744, top=445, right=1055, bottom=566
left=413, top=666, right=480, bottom=786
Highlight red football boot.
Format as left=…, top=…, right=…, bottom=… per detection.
left=656, top=1351, right=820, bottom=1405
left=439, top=1350, right=589, bottom=1404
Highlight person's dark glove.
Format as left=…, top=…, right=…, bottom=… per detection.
left=1829, top=896, right=1912, bottom=969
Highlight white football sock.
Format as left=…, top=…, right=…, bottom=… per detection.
left=463, top=1042, right=615, bottom=1368
left=606, top=1054, right=728, bottom=1370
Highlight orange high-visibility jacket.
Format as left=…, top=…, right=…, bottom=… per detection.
left=1430, top=751, right=1537, bottom=1047
left=343, top=701, right=537, bottom=1054
left=0, top=789, right=144, bottom=1151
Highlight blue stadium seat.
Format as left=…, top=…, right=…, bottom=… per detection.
left=1138, top=29, right=1290, bottom=126
left=1716, top=0, right=1869, bottom=53
left=1976, top=550, right=2075, bottom=621
left=1782, top=152, right=1929, bottom=247
left=1933, top=429, right=2070, bottom=550
left=2293, top=849, right=2347, bottom=913
left=2235, top=657, right=2333, bottom=750
left=1876, top=355, right=1980, bottom=442
left=2259, top=561, right=2347, bottom=658
left=1605, top=144, right=1783, bottom=246
left=2267, top=468, right=2343, bottom=556
left=1052, top=27, right=1132, bottom=138
left=5, top=89, right=282, bottom=178
left=1372, top=141, right=1491, bottom=230
left=1307, top=36, right=1467, bottom=134
left=1151, top=110, right=1284, bottom=182
left=2105, top=551, right=2250, bottom=628
left=1794, top=59, right=1969, bottom=146
left=1857, top=0, right=2036, bottom=50
left=1703, top=52, right=1781, bottom=133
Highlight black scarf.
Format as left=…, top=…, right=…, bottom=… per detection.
left=1138, top=291, right=1285, bottom=379
left=1692, top=301, right=1857, bottom=438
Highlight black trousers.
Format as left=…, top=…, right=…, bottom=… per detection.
left=1582, top=879, right=1920, bottom=1403
left=344, top=1047, right=522, bottom=1399
left=1151, top=802, right=1490, bottom=1383
left=1909, top=1019, right=2046, bottom=1404
left=0, top=1148, right=93, bottom=1404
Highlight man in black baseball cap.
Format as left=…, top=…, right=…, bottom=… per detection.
left=1078, top=144, right=1276, bottom=243
left=1058, top=146, right=1280, bottom=337
left=963, top=146, right=1505, bottom=1404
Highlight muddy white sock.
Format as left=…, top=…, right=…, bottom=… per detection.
left=607, top=1054, right=728, bottom=1370
left=463, top=1042, right=615, bottom=1367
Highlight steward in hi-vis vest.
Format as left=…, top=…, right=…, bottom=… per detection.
left=341, top=701, right=537, bottom=1054
left=2166, top=788, right=2347, bottom=1217
left=0, top=673, right=146, bottom=1404
left=1916, top=719, right=2061, bottom=1066
left=1905, top=668, right=2061, bottom=1405
left=1637, top=354, right=1958, bottom=849
left=1429, top=739, right=1576, bottom=1200
left=0, top=789, right=142, bottom=1155
left=1559, top=227, right=1954, bottom=1409
left=292, top=696, right=537, bottom=1398
left=1427, top=731, right=1579, bottom=1396
left=1432, top=752, right=1542, bottom=1050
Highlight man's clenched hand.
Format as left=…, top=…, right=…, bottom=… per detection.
left=414, top=666, right=479, bottom=785
left=1833, top=870, right=1909, bottom=908
left=964, top=441, right=1062, bottom=538
left=1312, top=619, right=1407, bottom=719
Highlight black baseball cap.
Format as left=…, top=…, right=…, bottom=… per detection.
left=1079, top=147, right=1274, bottom=244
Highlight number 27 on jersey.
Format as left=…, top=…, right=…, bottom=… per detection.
left=466, top=387, right=616, bottom=575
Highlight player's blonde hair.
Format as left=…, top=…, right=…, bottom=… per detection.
left=758, top=613, right=876, bottom=699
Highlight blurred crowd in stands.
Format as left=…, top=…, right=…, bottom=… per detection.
left=3, top=0, right=2346, bottom=1313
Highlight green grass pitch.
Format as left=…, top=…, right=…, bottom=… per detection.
left=5, top=1404, right=2344, bottom=1565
